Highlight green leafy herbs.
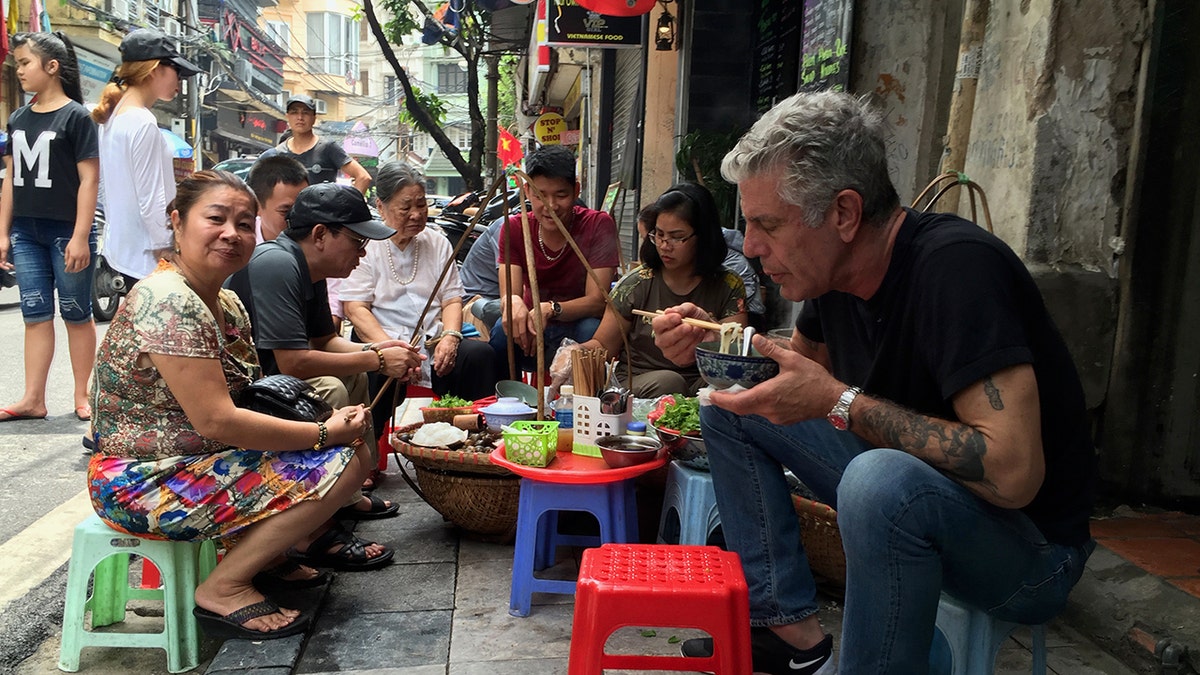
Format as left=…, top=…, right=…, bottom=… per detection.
left=657, top=397, right=700, bottom=434
left=429, top=395, right=472, bottom=409
left=640, top=629, right=657, bottom=638
left=667, top=635, right=681, bottom=644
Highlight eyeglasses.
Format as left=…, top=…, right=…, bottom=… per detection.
left=336, top=228, right=370, bottom=251
left=651, top=230, right=695, bottom=246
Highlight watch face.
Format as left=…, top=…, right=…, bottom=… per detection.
left=828, top=413, right=849, bottom=431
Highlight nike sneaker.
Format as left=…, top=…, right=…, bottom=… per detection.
left=680, top=628, right=835, bottom=675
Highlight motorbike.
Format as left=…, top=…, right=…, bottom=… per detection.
left=431, top=187, right=526, bottom=263
left=90, top=208, right=126, bottom=323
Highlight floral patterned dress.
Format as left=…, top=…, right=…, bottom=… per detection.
left=87, top=263, right=354, bottom=542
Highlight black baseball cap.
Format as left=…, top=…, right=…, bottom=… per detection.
left=286, top=94, right=319, bottom=113
left=119, top=29, right=202, bottom=77
left=287, top=183, right=395, bottom=240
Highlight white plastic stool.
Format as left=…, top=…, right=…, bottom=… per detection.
left=931, top=592, right=1047, bottom=674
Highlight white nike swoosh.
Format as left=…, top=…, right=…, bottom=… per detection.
left=789, top=655, right=825, bottom=670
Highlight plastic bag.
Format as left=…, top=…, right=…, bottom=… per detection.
left=547, top=338, right=579, bottom=400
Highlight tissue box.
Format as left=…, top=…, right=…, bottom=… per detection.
left=502, top=420, right=560, bottom=467
left=573, top=395, right=632, bottom=458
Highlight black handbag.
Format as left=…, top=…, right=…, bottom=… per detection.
left=238, top=374, right=333, bottom=423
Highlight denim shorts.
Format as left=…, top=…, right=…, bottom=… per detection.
left=9, top=216, right=97, bottom=323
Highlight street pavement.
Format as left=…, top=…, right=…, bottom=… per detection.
left=0, top=281, right=1193, bottom=674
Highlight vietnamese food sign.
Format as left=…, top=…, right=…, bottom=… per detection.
left=546, top=0, right=643, bottom=48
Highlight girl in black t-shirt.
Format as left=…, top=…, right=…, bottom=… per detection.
left=0, top=32, right=100, bottom=423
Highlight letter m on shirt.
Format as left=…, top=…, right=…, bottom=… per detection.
left=12, top=130, right=57, bottom=189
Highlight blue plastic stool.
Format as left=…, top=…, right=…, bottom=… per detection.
left=59, top=514, right=219, bottom=673
left=509, top=477, right=639, bottom=617
left=930, top=592, right=1047, bottom=675
left=657, top=461, right=722, bottom=546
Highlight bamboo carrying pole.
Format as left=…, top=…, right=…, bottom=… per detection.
left=503, top=170, right=635, bottom=410
left=369, top=175, right=508, bottom=411
left=939, top=0, right=991, bottom=212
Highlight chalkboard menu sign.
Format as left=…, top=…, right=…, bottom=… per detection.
left=799, top=0, right=853, bottom=92
left=751, top=0, right=802, bottom=113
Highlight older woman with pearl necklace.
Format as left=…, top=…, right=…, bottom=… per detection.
left=341, top=161, right=497, bottom=411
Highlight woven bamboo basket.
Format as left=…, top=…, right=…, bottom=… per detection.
left=793, top=495, right=846, bottom=589
left=391, top=427, right=520, bottom=542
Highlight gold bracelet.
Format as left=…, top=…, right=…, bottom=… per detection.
left=372, top=347, right=386, bottom=372
left=313, top=421, right=328, bottom=450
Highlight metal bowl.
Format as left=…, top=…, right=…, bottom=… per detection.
left=596, top=434, right=663, bottom=469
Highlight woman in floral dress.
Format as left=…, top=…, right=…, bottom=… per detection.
left=88, top=170, right=374, bottom=639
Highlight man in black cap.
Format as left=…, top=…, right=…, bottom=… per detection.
left=226, top=183, right=425, bottom=530
left=260, top=94, right=372, bottom=193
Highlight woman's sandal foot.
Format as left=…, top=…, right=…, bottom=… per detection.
left=287, top=526, right=394, bottom=571
left=334, top=493, right=399, bottom=521
left=193, top=600, right=309, bottom=639
left=0, top=407, right=47, bottom=422
left=252, top=559, right=331, bottom=592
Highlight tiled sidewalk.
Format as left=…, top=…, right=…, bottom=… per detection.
left=1090, top=508, right=1200, bottom=599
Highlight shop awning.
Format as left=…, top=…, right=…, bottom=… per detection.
left=217, top=87, right=285, bottom=117
left=159, top=128, right=194, bottom=159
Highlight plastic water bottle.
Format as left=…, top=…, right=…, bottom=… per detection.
left=554, top=386, right=575, bottom=453
left=555, top=386, right=574, bottom=429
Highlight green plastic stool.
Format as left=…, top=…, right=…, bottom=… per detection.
left=58, top=514, right=218, bottom=673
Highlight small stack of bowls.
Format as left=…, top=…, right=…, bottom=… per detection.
left=479, top=396, right=538, bottom=432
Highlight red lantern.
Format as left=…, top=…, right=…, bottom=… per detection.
left=575, top=0, right=658, bottom=17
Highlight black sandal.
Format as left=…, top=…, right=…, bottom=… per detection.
left=193, top=599, right=309, bottom=639
left=334, top=493, right=400, bottom=521
left=287, top=526, right=394, bottom=571
left=252, top=559, right=331, bottom=593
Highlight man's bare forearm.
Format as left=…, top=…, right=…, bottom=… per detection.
left=855, top=397, right=999, bottom=495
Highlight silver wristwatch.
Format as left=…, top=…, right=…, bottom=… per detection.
left=827, top=386, right=863, bottom=431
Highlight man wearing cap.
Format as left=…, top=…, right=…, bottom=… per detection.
left=226, top=183, right=425, bottom=528
left=261, top=94, right=372, bottom=194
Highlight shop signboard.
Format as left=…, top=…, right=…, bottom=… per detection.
left=799, top=0, right=853, bottom=93
left=546, top=0, right=642, bottom=48
left=76, top=49, right=118, bottom=108
left=534, top=112, right=566, bottom=145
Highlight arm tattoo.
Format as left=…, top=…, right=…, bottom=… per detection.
left=859, top=400, right=999, bottom=494
left=983, top=377, right=1004, bottom=410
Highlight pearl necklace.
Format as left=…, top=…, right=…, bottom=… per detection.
left=385, top=239, right=421, bottom=285
left=538, top=226, right=567, bottom=262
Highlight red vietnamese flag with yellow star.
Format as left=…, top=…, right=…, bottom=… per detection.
left=497, top=125, right=523, bottom=169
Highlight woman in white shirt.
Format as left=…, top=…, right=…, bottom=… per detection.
left=341, top=161, right=497, bottom=403
left=91, top=29, right=200, bottom=283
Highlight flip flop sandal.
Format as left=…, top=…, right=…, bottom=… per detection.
left=287, top=526, right=395, bottom=571
left=192, top=599, right=310, bottom=640
left=0, top=408, right=47, bottom=422
left=252, top=559, right=332, bottom=593
left=334, top=493, right=400, bottom=521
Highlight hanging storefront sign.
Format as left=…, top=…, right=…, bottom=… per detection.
left=76, top=48, right=117, bottom=108
left=534, top=112, right=566, bottom=145
left=546, top=0, right=642, bottom=48
left=799, top=0, right=853, bottom=93
left=575, top=0, right=656, bottom=17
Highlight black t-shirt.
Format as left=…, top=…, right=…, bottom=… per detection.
left=4, top=101, right=99, bottom=223
left=224, top=233, right=336, bottom=376
left=797, top=209, right=1095, bottom=546
left=261, top=138, right=350, bottom=185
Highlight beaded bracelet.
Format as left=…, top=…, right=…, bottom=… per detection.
left=372, top=347, right=387, bottom=372
left=313, top=421, right=328, bottom=450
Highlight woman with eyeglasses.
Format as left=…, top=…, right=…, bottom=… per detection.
left=341, top=161, right=497, bottom=409
left=576, top=182, right=748, bottom=397
left=91, top=29, right=200, bottom=285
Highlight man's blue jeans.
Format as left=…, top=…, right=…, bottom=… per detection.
left=701, top=404, right=1094, bottom=673
left=489, top=316, right=600, bottom=379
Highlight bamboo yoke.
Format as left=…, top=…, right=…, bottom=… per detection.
left=371, top=171, right=634, bottom=422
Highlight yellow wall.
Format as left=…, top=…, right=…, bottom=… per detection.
left=263, top=0, right=357, bottom=120
left=640, top=46, right=680, bottom=204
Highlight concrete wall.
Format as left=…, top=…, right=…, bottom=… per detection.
left=965, top=0, right=1145, bottom=272
left=641, top=41, right=681, bottom=202
left=851, top=0, right=962, bottom=204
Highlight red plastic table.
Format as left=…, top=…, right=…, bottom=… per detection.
left=490, top=444, right=667, bottom=482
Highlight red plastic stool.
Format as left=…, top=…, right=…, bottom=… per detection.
left=568, top=543, right=752, bottom=674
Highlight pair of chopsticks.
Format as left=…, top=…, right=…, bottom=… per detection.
left=631, top=309, right=727, bottom=332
